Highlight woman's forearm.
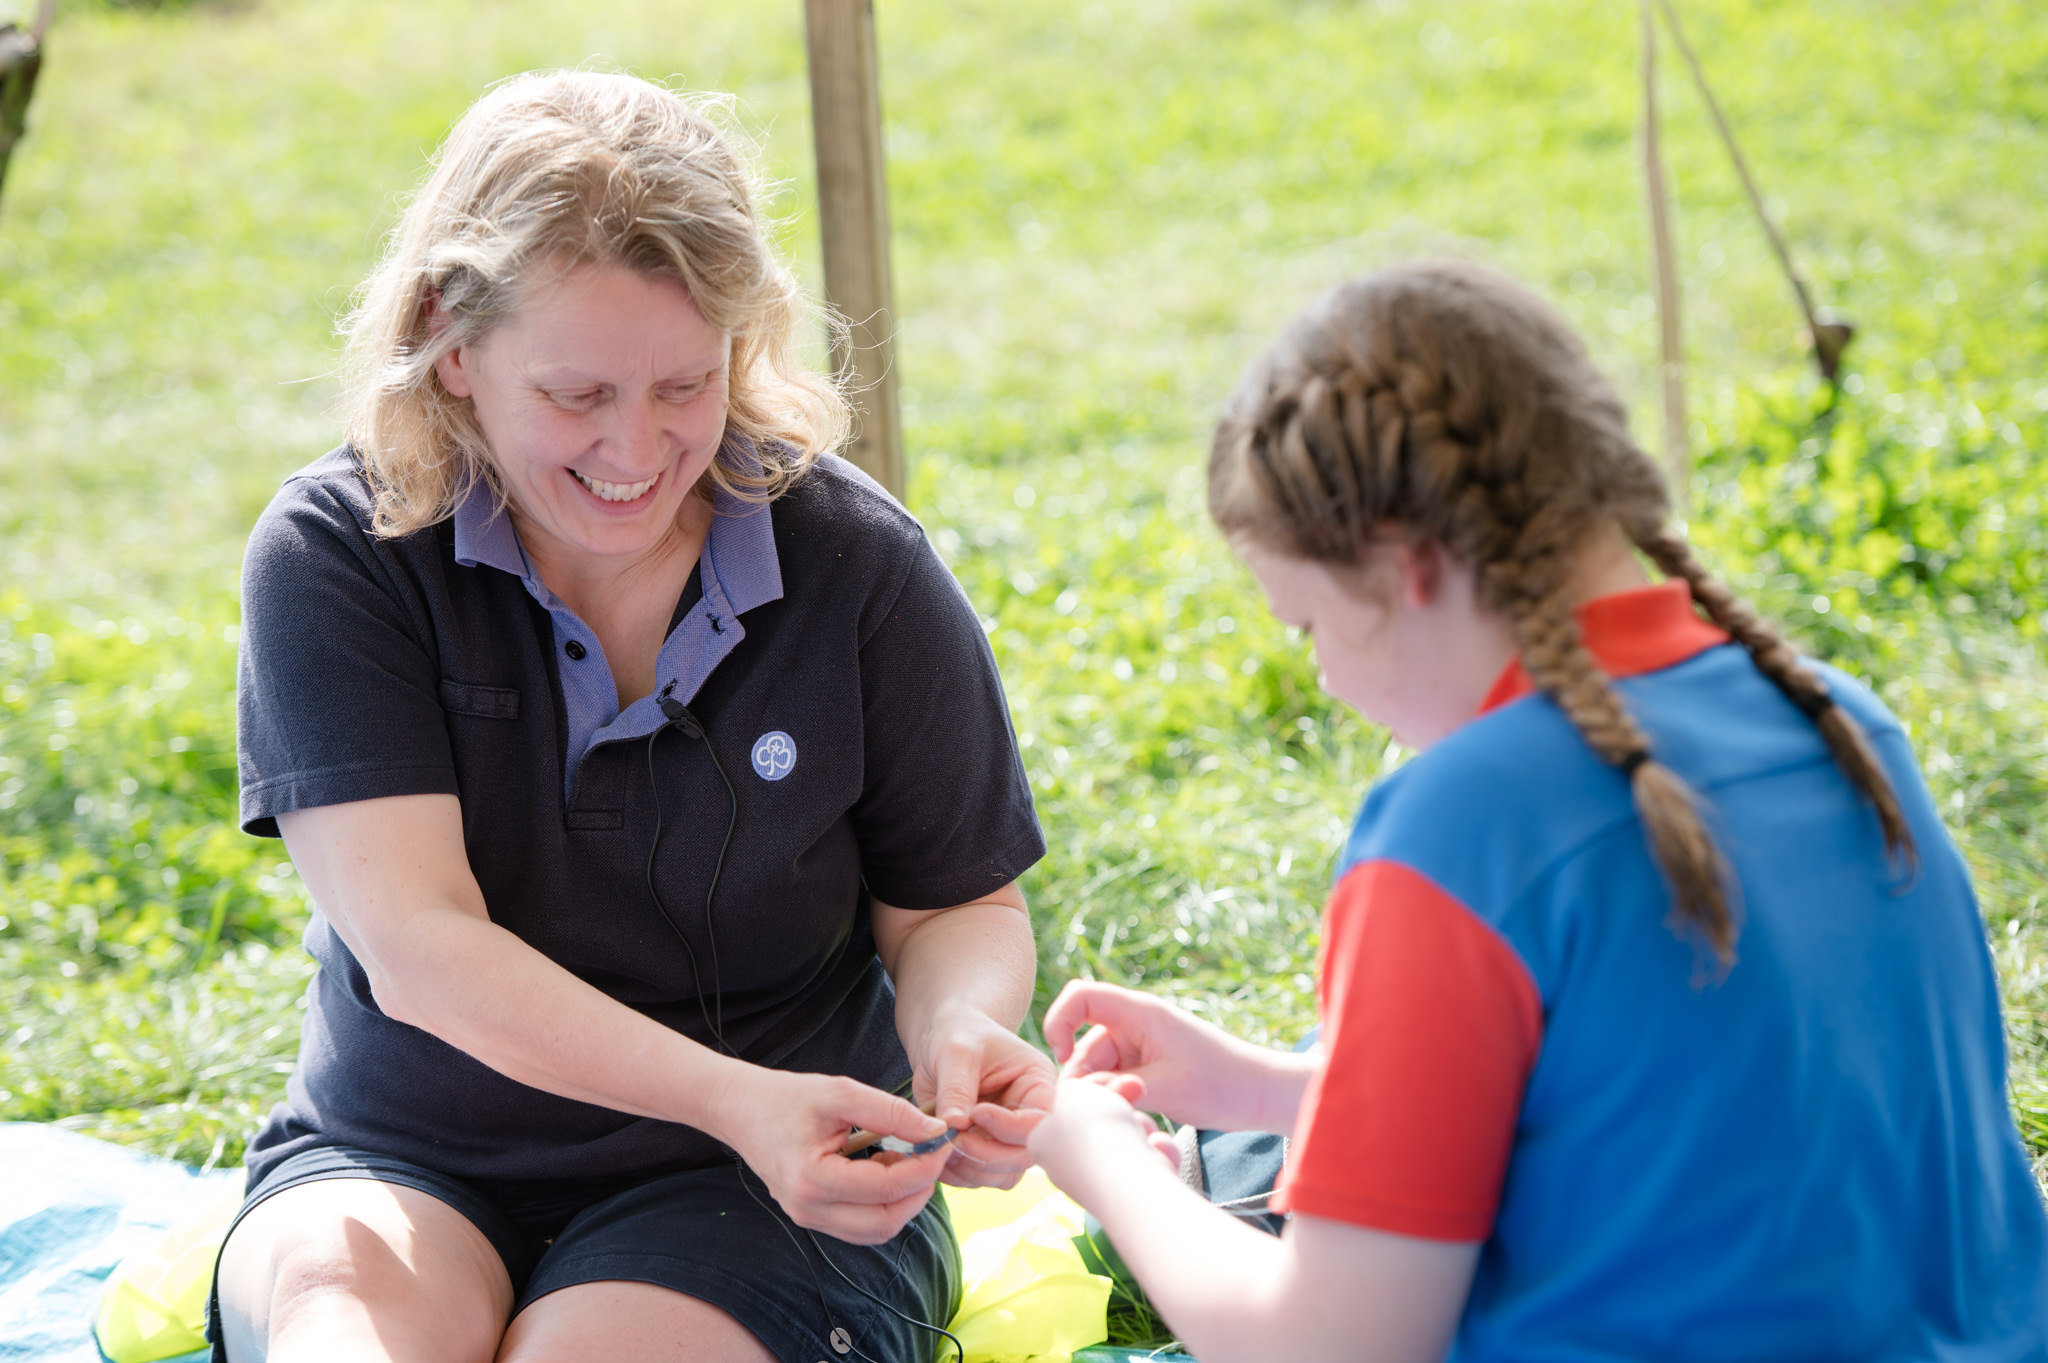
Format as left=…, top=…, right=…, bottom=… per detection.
left=371, top=901, right=759, bottom=1140
left=280, top=795, right=762, bottom=1144
left=877, top=890, right=1037, bottom=1050
left=870, top=886, right=1055, bottom=1149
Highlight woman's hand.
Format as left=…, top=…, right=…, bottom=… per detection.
left=708, top=1065, right=956, bottom=1245
left=1041, top=979, right=1317, bottom=1134
left=872, top=885, right=1053, bottom=1191
left=909, top=1003, right=1057, bottom=1189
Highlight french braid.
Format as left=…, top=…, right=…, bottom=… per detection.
left=1211, top=260, right=1914, bottom=968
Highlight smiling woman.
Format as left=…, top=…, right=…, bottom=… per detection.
left=215, top=70, right=1052, bottom=1363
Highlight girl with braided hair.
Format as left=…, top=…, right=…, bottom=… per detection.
left=1026, top=260, right=2047, bottom=1360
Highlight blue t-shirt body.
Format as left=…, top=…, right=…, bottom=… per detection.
left=1336, top=641, right=2047, bottom=1361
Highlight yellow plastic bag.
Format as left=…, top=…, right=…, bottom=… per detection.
left=95, top=1183, right=244, bottom=1363
left=943, top=1168, right=1113, bottom=1363
left=93, top=1170, right=1112, bottom=1363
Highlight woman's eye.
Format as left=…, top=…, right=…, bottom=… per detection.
left=548, top=390, right=603, bottom=412
left=659, top=380, right=710, bottom=403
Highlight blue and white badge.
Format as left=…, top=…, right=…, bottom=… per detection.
left=751, top=730, right=797, bottom=781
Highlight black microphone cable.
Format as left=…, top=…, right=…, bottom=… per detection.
left=644, top=690, right=734, bottom=1053
left=643, top=690, right=965, bottom=1362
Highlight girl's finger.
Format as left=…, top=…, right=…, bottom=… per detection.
left=1042, top=980, right=1128, bottom=1062
left=1062, top=1021, right=1128, bottom=1078
left=1147, top=1129, right=1183, bottom=1175
left=1101, top=1072, right=1148, bottom=1106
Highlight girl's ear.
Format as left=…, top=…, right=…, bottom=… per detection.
left=424, top=293, right=474, bottom=398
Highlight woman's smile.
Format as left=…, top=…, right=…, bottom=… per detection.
left=570, top=467, right=663, bottom=504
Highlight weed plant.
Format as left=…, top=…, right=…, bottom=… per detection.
left=2, top=0, right=2044, bottom=1217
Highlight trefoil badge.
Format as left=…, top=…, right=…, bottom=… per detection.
left=751, top=730, right=796, bottom=781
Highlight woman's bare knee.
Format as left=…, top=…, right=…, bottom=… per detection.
left=216, top=1179, right=512, bottom=1363
left=496, top=1281, right=776, bottom=1363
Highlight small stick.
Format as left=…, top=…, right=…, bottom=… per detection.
left=1654, top=0, right=1852, bottom=382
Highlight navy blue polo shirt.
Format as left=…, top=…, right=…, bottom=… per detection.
left=235, top=444, right=1045, bottom=1184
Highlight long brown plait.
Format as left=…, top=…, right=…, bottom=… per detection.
left=1509, top=586, right=1738, bottom=966
left=1627, top=519, right=1917, bottom=873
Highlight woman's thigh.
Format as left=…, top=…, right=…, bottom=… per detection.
left=513, top=1162, right=961, bottom=1363
left=496, top=1281, right=774, bottom=1363
left=215, top=1177, right=515, bottom=1363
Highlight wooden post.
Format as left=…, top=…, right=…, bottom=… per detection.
left=804, top=0, right=904, bottom=501
left=1639, top=0, right=1688, bottom=507
left=0, top=0, right=57, bottom=201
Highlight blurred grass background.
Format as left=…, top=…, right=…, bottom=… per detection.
left=1, top=0, right=2044, bottom=1181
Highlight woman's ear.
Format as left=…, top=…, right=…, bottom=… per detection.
left=424, top=294, right=474, bottom=398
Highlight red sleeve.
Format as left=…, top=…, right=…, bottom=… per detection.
left=1272, top=859, right=1543, bottom=1240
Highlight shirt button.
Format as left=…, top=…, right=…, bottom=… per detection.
left=564, top=640, right=586, bottom=661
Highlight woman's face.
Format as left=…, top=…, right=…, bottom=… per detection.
left=434, top=261, right=731, bottom=571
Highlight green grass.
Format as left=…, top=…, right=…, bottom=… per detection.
left=1, top=0, right=2044, bottom=1210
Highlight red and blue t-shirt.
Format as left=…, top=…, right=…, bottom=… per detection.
left=1274, top=582, right=2048, bottom=1360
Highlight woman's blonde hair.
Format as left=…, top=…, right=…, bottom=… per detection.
left=340, top=69, right=848, bottom=537
left=1211, top=260, right=1913, bottom=968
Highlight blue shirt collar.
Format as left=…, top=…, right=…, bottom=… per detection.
left=451, top=477, right=528, bottom=578
left=448, top=436, right=787, bottom=804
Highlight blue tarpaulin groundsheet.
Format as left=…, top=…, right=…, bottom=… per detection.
left=0, top=1124, right=238, bottom=1363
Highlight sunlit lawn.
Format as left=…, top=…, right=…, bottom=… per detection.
left=1, top=0, right=2044, bottom=1189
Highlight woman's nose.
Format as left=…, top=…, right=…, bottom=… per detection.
left=611, top=395, right=668, bottom=472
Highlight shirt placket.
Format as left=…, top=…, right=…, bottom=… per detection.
left=547, top=538, right=748, bottom=808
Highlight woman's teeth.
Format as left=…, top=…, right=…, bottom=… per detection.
left=572, top=470, right=658, bottom=503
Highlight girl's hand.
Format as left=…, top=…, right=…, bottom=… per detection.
left=1042, top=980, right=1298, bottom=1132
left=910, top=1003, right=1058, bottom=1189
left=712, top=1066, right=954, bottom=1244
left=1027, top=1075, right=1181, bottom=1208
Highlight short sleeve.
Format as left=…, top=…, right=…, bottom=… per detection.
left=236, top=475, right=459, bottom=838
left=1274, top=859, right=1543, bottom=1240
left=845, top=536, right=1045, bottom=909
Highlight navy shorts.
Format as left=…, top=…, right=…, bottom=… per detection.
left=207, top=1144, right=962, bottom=1363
